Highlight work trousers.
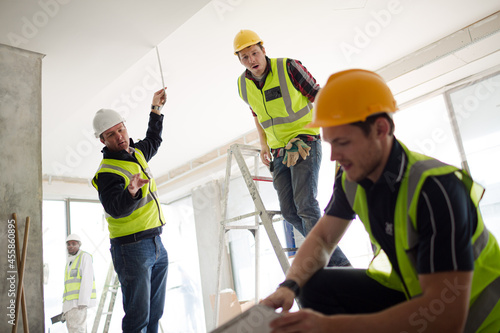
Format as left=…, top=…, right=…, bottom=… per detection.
left=272, top=139, right=350, bottom=267
left=65, top=307, right=87, bottom=333
left=299, top=268, right=407, bottom=314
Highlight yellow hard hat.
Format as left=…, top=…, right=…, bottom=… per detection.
left=233, top=30, right=263, bottom=55
left=307, top=69, right=398, bottom=128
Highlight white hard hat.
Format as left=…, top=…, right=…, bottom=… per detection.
left=66, top=234, right=81, bottom=243
left=93, top=109, right=125, bottom=138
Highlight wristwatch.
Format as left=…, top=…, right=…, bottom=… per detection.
left=151, top=104, right=162, bottom=111
left=278, top=279, right=300, bottom=297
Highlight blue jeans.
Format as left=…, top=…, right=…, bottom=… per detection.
left=110, top=235, right=169, bottom=333
left=272, top=140, right=350, bottom=267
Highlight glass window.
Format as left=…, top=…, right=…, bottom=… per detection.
left=445, top=72, right=500, bottom=239
left=42, top=200, right=67, bottom=333
left=44, top=198, right=206, bottom=332
left=394, top=95, right=461, bottom=168
left=68, top=200, right=119, bottom=332
left=161, top=197, right=206, bottom=333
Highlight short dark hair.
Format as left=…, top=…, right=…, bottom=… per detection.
left=350, top=113, right=395, bottom=136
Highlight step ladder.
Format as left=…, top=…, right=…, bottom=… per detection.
left=91, top=262, right=120, bottom=333
left=214, top=144, right=293, bottom=325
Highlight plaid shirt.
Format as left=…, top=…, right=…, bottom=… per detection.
left=245, top=57, right=320, bottom=117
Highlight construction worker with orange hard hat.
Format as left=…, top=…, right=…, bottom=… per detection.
left=234, top=29, right=351, bottom=268
left=262, top=69, right=500, bottom=332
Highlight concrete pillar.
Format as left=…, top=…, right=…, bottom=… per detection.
left=191, top=180, right=233, bottom=331
left=0, top=44, right=45, bottom=332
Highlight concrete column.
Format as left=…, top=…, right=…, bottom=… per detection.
left=0, top=44, right=45, bottom=332
left=191, top=180, right=233, bottom=331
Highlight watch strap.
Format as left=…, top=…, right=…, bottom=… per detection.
left=278, top=279, right=300, bottom=297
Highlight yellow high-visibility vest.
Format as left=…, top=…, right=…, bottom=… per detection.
left=238, top=58, right=319, bottom=149
left=342, top=140, right=500, bottom=332
left=92, top=148, right=165, bottom=238
left=63, top=251, right=96, bottom=302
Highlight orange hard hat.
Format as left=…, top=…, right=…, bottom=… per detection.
left=233, top=30, right=263, bottom=55
left=307, top=69, right=398, bottom=128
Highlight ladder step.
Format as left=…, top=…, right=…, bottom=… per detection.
left=252, top=176, right=273, bottom=182
left=222, top=211, right=282, bottom=225
left=283, top=248, right=299, bottom=252
left=225, top=225, right=258, bottom=230
left=222, top=211, right=259, bottom=224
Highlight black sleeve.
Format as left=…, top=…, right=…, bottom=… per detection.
left=325, top=168, right=357, bottom=220
left=415, top=173, right=476, bottom=274
left=134, top=112, right=164, bottom=162
left=96, top=173, right=142, bottom=219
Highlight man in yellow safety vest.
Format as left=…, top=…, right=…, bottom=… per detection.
left=92, top=88, right=169, bottom=333
left=62, top=234, right=96, bottom=333
left=262, top=69, right=500, bottom=332
left=234, top=29, right=350, bottom=267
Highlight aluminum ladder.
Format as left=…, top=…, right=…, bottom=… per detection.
left=214, top=144, right=293, bottom=325
left=91, top=262, right=120, bottom=333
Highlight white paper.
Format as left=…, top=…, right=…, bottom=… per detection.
left=210, top=304, right=281, bottom=333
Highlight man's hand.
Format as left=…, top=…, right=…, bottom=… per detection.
left=151, top=87, right=167, bottom=115
left=261, top=287, right=296, bottom=312
left=127, top=173, right=149, bottom=197
left=260, top=144, right=271, bottom=166
left=270, top=309, right=329, bottom=333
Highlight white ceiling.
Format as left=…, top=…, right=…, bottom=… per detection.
left=1, top=0, right=500, bottom=200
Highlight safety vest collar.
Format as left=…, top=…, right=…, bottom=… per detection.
left=239, top=58, right=312, bottom=129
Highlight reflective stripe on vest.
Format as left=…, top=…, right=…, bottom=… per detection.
left=92, top=148, right=165, bottom=238
left=238, top=58, right=319, bottom=148
left=342, top=140, right=500, bottom=331
left=343, top=149, right=490, bottom=271
left=63, top=252, right=96, bottom=302
left=239, top=58, right=311, bottom=129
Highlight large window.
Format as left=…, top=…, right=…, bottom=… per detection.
left=445, top=72, right=500, bottom=239
left=394, top=95, right=461, bottom=167
left=161, top=198, right=206, bottom=333
left=42, top=200, right=67, bottom=333
left=43, top=198, right=205, bottom=333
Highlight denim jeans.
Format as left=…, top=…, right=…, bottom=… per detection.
left=110, top=235, right=169, bottom=333
left=272, top=140, right=350, bottom=267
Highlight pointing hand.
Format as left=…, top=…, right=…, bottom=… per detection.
left=127, top=173, right=149, bottom=197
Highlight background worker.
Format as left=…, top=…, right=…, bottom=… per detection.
left=62, top=234, right=96, bottom=333
left=91, top=88, right=169, bottom=333
left=262, top=69, right=500, bottom=332
left=234, top=29, right=350, bottom=267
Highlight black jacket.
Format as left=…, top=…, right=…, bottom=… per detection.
left=94, top=112, right=164, bottom=219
